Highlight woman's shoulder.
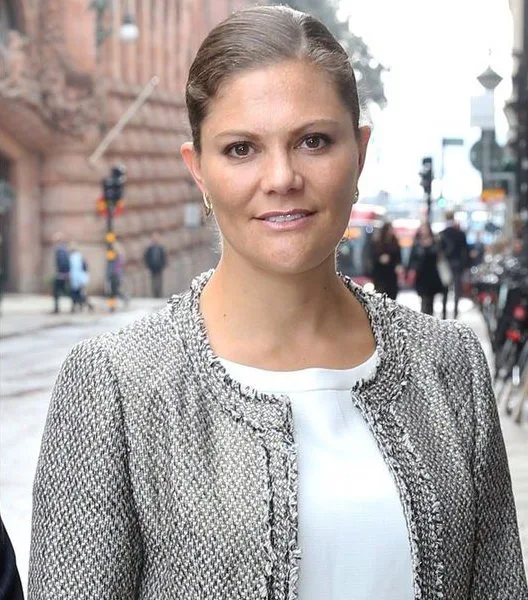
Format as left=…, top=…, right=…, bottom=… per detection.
left=364, top=289, right=483, bottom=371
left=68, top=291, right=192, bottom=379
left=395, top=299, right=477, bottom=350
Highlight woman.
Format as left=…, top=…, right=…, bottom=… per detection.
left=371, top=221, right=402, bottom=300
left=29, top=7, right=527, bottom=600
left=407, top=222, right=445, bottom=316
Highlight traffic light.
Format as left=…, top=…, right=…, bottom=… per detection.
left=102, top=164, right=127, bottom=208
left=419, top=157, right=433, bottom=195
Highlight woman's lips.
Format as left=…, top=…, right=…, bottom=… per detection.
left=255, top=209, right=315, bottom=230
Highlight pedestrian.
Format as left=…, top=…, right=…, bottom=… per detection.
left=68, top=243, right=93, bottom=312
left=370, top=221, right=402, bottom=300
left=0, top=515, right=24, bottom=600
left=108, top=241, right=129, bottom=309
left=50, top=232, right=69, bottom=314
left=29, top=6, right=527, bottom=600
left=439, top=210, right=469, bottom=319
left=407, top=221, right=446, bottom=316
left=143, top=232, right=167, bottom=298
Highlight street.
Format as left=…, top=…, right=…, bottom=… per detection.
left=1, top=292, right=527, bottom=593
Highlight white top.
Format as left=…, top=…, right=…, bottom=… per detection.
left=220, top=352, right=414, bottom=600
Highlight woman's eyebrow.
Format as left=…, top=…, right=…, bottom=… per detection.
left=213, top=118, right=341, bottom=141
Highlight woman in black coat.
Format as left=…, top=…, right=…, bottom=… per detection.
left=407, top=222, right=444, bottom=315
left=371, top=222, right=402, bottom=300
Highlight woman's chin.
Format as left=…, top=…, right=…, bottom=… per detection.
left=250, top=251, right=336, bottom=278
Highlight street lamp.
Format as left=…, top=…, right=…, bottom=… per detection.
left=120, top=12, right=139, bottom=43
left=90, top=0, right=139, bottom=47
left=473, top=64, right=504, bottom=194
left=477, top=65, right=503, bottom=91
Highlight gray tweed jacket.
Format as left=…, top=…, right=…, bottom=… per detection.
left=29, top=272, right=527, bottom=600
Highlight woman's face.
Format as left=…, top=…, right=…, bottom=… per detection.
left=181, top=59, right=370, bottom=276
left=419, top=223, right=431, bottom=239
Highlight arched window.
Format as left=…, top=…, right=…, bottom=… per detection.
left=0, top=0, right=18, bottom=47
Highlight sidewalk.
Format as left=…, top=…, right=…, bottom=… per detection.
left=0, top=293, right=166, bottom=339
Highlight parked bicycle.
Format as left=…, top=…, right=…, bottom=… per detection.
left=469, top=254, right=528, bottom=424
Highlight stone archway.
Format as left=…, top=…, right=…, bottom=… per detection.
left=0, top=127, right=42, bottom=292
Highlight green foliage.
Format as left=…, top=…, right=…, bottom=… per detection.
left=267, top=0, right=387, bottom=108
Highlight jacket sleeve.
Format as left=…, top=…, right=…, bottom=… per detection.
left=28, top=338, right=142, bottom=600
left=460, top=326, right=528, bottom=598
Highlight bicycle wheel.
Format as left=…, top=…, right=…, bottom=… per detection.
left=512, top=369, right=528, bottom=424
left=511, top=341, right=528, bottom=424
left=494, top=339, right=517, bottom=409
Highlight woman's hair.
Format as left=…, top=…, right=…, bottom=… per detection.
left=416, top=222, right=434, bottom=242
left=185, top=5, right=361, bottom=153
left=376, top=222, right=395, bottom=244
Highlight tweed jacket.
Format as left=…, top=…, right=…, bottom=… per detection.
left=29, top=271, right=527, bottom=600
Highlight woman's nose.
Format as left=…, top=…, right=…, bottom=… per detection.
left=260, top=150, right=303, bottom=196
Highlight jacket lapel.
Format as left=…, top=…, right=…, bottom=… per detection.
left=351, top=286, right=444, bottom=600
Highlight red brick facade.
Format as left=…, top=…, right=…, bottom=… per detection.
left=0, top=0, right=251, bottom=295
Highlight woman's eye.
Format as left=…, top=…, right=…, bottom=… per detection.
left=226, top=143, right=253, bottom=157
left=299, top=134, right=331, bottom=150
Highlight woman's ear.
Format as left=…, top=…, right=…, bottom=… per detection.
left=357, top=126, right=371, bottom=176
left=180, top=142, right=206, bottom=194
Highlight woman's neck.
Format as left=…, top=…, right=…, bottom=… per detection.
left=199, top=255, right=375, bottom=370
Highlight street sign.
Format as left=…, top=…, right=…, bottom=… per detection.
left=481, top=188, right=506, bottom=203
left=470, top=131, right=504, bottom=173
left=442, top=138, right=464, bottom=146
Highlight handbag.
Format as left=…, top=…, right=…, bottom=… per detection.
left=437, top=257, right=452, bottom=287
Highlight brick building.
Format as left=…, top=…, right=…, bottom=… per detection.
left=0, top=0, right=249, bottom=295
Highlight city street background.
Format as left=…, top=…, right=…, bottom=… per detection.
left=1, top=290, right=526, bottom=593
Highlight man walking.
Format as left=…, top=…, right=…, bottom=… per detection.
left=144, top=232, right=167, bottom=298
left=439, top=211, right=468, bottom=319
left=51, top=232, right=70, bottom=314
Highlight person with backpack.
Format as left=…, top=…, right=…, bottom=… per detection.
left=51, top=232, right=70, bottom=314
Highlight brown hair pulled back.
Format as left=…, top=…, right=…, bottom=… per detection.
left=185, top=5, right=360, bottom=153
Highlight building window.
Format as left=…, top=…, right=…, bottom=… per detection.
left=0, top=0, right=18, bottom=47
